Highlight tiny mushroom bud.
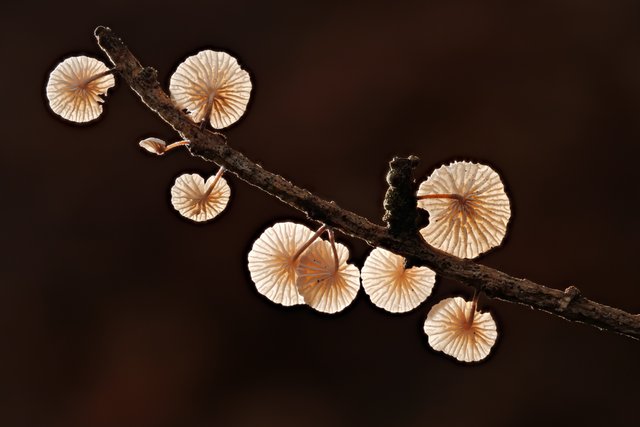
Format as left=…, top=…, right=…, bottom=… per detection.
left=361, top=248, right=435, bottom=313
left=295, top=239, right=360, bottom=314
left=417, top=161, right=511, bottom=259
left=169, top=50, right=252, bottom=129
left=423, top=297, right=497, bottom=363
left=247, top=222, right=316, bottom=306
left=139, top=137, right=167, bottom=155
left=139, top=138, right=190, bottom=155
left=170, top=169, right=230, bottom=222
left=46, top=56, right=115, bottom=123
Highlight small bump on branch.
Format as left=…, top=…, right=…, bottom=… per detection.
left=559, top=286, right=582, bottom=311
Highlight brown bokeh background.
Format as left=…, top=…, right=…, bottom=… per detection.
left=2, top=1, right=640, bottom=426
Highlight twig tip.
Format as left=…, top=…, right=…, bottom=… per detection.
left=94, top=26, right=111, bottom=38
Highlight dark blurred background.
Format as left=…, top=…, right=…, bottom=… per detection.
left=2, top=0, right=640, bottom=426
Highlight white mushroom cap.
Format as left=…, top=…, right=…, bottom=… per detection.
left=170, top=172, right=230, bottom=222
left=361, top=248, right=435, bottom=313
left=423, top=297, right=497, bottom=362
left=417, top=161, right=511, bottom=259
left=247, top=222, right=314, bottom=306
left=139, top=137, right=167, bottom=155
left=295, top=240, right=360, bottom=314
left=46, top=56, right=115, bottom=123
left=169, top=50, right=252, bottom=129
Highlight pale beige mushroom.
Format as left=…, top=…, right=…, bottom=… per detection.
left=169, top=50, right=252, bottom=129
left=295, top=235, right=360, bottom=314
left=46, top=56, right=115, bottom=123
left=423, top=296, right=497, bottom=362
left=170, top=168, right=230, bottom=222
left=361, top=248, right=435, bottom=313
left=417, top=161, right=511, bottom=259
left=247, top=222, right=320, bottom=306
left=138, top=137, right=189, bottom=155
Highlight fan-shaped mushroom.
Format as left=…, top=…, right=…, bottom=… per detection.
left=169, top=50, right=251, bottom=129
left=295, top=234, right=360, bottom=314
left=46, top=56, right=115, bottom=123
left=170, top=168, right=230, bottom=222
left=247, top=222, right=317, bottom=306
left=417, top=161, right=511, bottom=259
left=361, top=248, right=435, bottom=313
left=423, top=296, right=497, bottom=362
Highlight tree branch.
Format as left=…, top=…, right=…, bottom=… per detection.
left=94, top=26, right=640, bottom=341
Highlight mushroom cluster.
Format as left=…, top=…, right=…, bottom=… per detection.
left=47, top=49, right=252, bottom=128
left=46, top=46, right=510, bottom=364
left=245, top=160, right=510, bottom=362
left=248, top=223, right=360, bottom=314
left=47, top=49, right=252, bottom=221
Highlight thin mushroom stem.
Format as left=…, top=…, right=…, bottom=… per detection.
left=85, top=67, right=116, bottom=85
left=328, top=228, right=340, bottom=273
left=417, top=193, right=464, bottom=201
left=164, top=140, right=190, bottom=153
left=200, top=95, right=215, bottom=130
left=292, top=224, right=327, bottom=262
left=466, top=290, right=480, bottom=328
left=204, top=166, right=226, bottom=197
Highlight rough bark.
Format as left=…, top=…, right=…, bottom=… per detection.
left=94, top=26, right=640, bottom=341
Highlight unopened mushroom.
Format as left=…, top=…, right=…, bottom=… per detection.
left=46, top=56, right=115, bottom=123
left=295, top=234, right=360, bottom=314
left=139, top=137, right=189, bottom=155
left=423, top=296, right=497, bottom=362
left=169, top=50, right=252, bottom=129
left=417, top=161, right=511, bottom=259
left=170, top=168, right=230, bottom=222
left=361, top=248, right=435, bottom=313
left=247, top=222, right=322, bottom=306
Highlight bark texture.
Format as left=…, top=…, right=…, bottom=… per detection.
left=95, top=26, right=640, bottom=340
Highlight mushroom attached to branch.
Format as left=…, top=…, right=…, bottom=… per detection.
left=417, top=161, right=511, bottom=259
left=423, top=296, right=497, bottom=362
left=46, top=56, right=116, bottom=123
left=361, top=248, right=436, bottom=313
left=295, top=236, right=361, bottom=314
left=170, top=168, right=230, bottom=222
left=169, top=50, right=252, bottom=129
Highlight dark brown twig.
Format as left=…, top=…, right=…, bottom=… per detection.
left=94, top=26, right=640, bottom=341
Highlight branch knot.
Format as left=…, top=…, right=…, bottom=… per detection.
left=559, top=285, right=581, bottom=311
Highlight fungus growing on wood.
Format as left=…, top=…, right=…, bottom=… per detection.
left=170, top=167, right=230, bottom=222
left=139, top=137, right=189, bottom=155
left=423, top=296, right=497, bottom=362
left=417, top=161, right=511, bottom=259
left=45, top=27, right=640, bottom=365
left=46, top=56, right=115, bottom=123
left=295, top=231, right=360, bottom=314
left=361, top=248, right=436, bottom=313
left=247, top=222, right=324, bottom=306
left=169, top=50, right=252, bottom=129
